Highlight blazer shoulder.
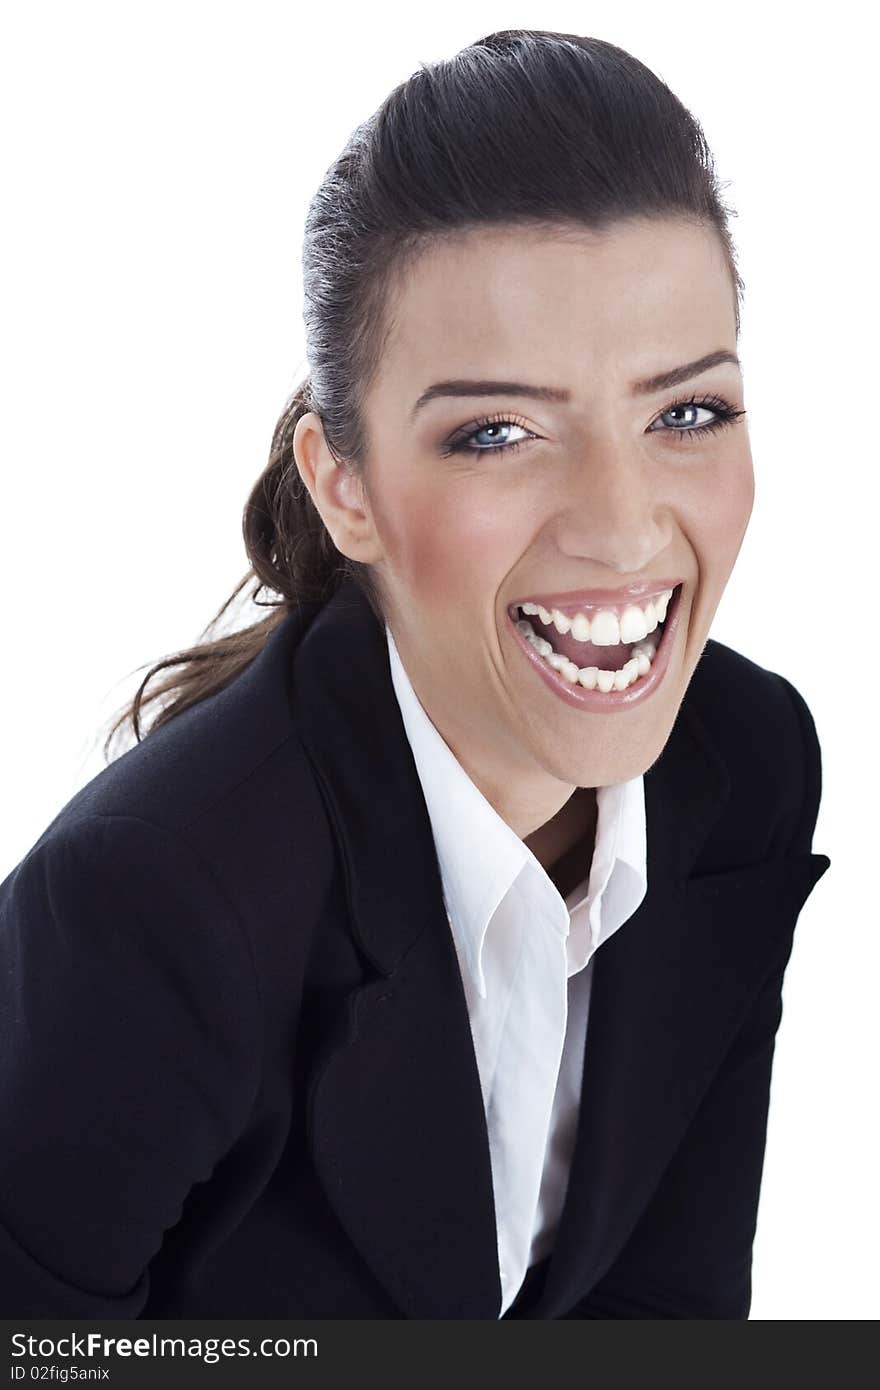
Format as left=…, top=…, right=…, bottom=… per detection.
left=23, top=607, right=329, bottom=852
left=686, top=638, right=825, bottom=863
left=9, top=609, right=338, bottom=981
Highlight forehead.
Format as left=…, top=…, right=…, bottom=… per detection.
left=379, top=218, right=736, bottom=395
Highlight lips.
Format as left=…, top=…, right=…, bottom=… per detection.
left=509, top=578, right=683, bottom=614
left=506, top=582, right=684, bottom=711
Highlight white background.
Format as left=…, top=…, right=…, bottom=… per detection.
left=1, top=1, right=875, bottom=1319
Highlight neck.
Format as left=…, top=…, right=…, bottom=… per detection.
left=523, top=786, right=598, bottom=891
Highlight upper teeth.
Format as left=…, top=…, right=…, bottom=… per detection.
left=518, top=588, right=674, bottom=645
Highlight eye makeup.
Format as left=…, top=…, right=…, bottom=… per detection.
left=439, top=393, right=746, bottom=459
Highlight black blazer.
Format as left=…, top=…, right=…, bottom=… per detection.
left=0, top=578, right=829, bottom=1320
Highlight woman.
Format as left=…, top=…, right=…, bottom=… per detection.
left=0, top=28, right=829, bottom=1320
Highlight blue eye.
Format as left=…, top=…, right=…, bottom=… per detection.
left=650, top=394, right=747, bottom=445
left=443, top=418, right=533, bottom=457
left=440, top=394, right=746, bottom=458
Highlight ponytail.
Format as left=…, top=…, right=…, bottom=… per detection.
left=102, top=378, right=376, bottom=758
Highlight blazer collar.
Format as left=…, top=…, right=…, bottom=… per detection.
left=286, top=578, right=825, bottom=1319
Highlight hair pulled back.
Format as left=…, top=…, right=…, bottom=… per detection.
left=104, top=27, right=743, bottom=757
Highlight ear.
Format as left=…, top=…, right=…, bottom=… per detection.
left=292, top=412, right=384, bottom=564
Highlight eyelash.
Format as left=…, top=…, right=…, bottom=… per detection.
left=439, top=393, right=747, bottom=459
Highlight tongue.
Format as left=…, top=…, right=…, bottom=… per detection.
left=532, top=616, right=637, bottom=671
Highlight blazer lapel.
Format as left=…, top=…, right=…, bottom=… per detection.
left=289, top=581, right=828, bottom=1319
left=291, top=581, right=501, bottom=1318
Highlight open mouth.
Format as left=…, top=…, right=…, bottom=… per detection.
left=506, top=583, right=684, bottom=704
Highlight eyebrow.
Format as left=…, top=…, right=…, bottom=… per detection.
left=409, top=349, right=742, bottom=419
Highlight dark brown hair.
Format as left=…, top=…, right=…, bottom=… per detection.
left=103, top=27, right=744, bottom=758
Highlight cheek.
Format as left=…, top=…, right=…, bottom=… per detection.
left=373, top=476, right=535, bottom=609
left=691, top=450, right=755, bottom=580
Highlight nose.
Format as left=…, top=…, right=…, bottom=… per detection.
left=549, top=437, right=673, bottom=575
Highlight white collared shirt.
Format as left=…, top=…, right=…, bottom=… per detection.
left=385, top=625, right=648, bottom=1316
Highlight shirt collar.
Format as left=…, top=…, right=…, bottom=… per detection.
left=385, top=624, right=646, bottom=997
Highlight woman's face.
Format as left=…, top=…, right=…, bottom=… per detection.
left=300, top=218, right=754, bottom=835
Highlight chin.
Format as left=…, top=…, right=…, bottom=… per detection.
left=548, top=711, right=678, bottom=788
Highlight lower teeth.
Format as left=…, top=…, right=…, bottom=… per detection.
left=515, top=617, right=658, bottom=692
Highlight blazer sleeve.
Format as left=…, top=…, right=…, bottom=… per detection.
left=0, top=813, right=262, bottom=1318
left=562, top=674, right=830, bottom=1320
